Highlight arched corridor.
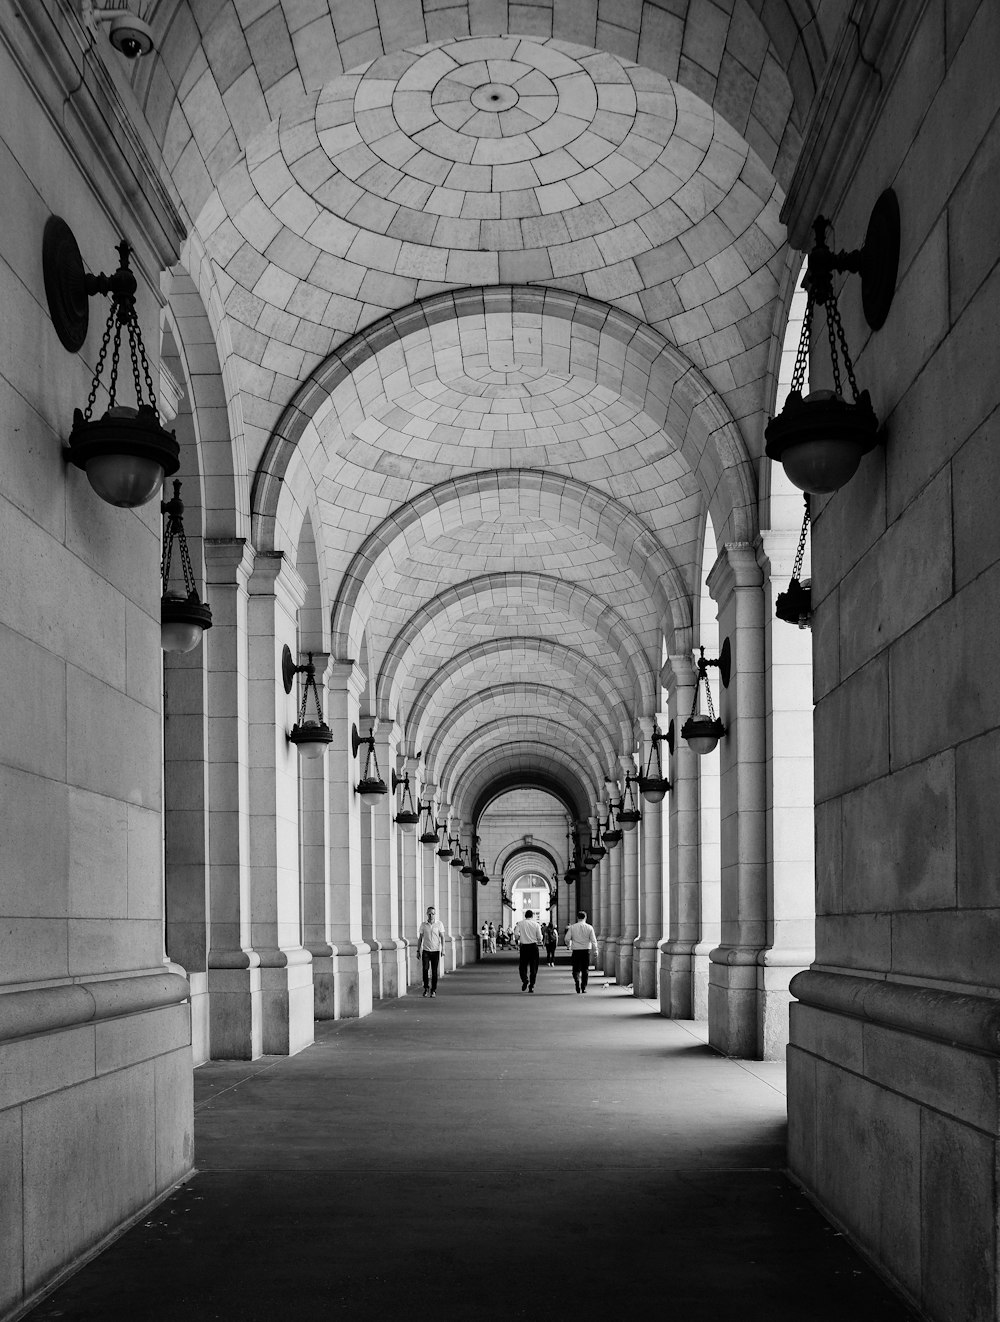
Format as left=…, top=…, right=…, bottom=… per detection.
left=3, top=4, right=999, bottom=1320
left=25, top=961, right=914, bottom=1321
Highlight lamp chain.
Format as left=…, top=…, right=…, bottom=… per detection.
left=789, top=292, right=814, bottom=396
left=828, top=299, right=862, bottom=400
left=791, top=495, right=811, bottom=582
left=84, top=308, right=115, bottom=421
left=297, top=658, right=325, bottom=726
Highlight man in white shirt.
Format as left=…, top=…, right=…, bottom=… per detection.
left=416, top=906, right=447, bottom=998
left=565, top=910, right=599, bottom=993
left=513, top=909, right=544, bottom=992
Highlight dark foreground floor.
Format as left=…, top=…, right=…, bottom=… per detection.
left=27, top=957, right=916, bottom=1321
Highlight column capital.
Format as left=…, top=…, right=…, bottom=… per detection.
left=707, top=540, right=764, bottom=608
left=662, top=653, right=698, bottom=693
left=204, top=537, right=254, bottom=584
left=755, top=529, right=808, bottom=582
left=248, top=550, right=306, bottom=614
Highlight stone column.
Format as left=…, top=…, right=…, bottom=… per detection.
left=756, top=530, right=815, bottom=1057
left=707, top=542, right=770, bottom=1058
left=299, top=653, right=335, bottom=1020
left=245, top=553, right=314, bottom=1055
left=327, top=662, right=373, bottom=1018
left=659, top=656, right=701, bottom=1018
left=595, top=799, right=610, bottom=967
left=600, top=782, right=616, bottom=972
left=163, top=604, right=211, bottom=1062
left=399, top=762, right=423, bottom=989
left=634, top=717, right=665, bottom=1000
left=203, top=538, right=262, bottom=1059
left=369, top=723, right=406, bottom=999
left=618, top=778, right=640, bottom=987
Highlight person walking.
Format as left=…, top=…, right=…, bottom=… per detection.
left=417, top=905, right=447, bottom=997
left=543, top=920, right=558, bottom=966
left=487, top=920, right=496, bottom=953
left=513, top=909, right=544, bottom=992
left=565, top=910, right=599, bottom=993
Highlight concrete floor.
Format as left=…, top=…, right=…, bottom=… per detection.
left=27, top=957, right=917, bottom=1320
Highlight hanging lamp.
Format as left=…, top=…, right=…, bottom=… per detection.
left=603, top=800, right=623, bottom=848
left=392, top=772, right=420, bottom=830
left=283, top=650, right=333, bottom=760
left=637, top=722, right=670, bottom=802
left=159, top=480, right=212, bottom=652
left=681, top=641, right=730, bottom=755
left=43, top=221, right=180, bottom=507
left=615, top=771, right=642, bottom=832
left=352, top=726, right=387, bottom=798
left=764, top=193, right=899, bottom=495
left=418, top=802, right=441, bottom=845
left=437, top=830, right=454, bottom=860
left=449, top=839, right=464, bottom=868
left=775, top=495, right=812, bottom=628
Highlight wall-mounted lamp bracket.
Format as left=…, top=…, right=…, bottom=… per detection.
left=804, top=190, right=899, bottom=331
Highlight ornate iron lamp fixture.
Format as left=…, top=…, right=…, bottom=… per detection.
left=681, top=640, right=731, bottom=755
left=460, top=844, right=474, bottom=877
left=775, top=495, right=812, bottom=628
left=418, top=801, right=441, bottom=845
left=583, top=819, right=606, bottom=867
left=765, top=191, right=899, bottom=495
left=637, top=723, right=670, bottom=802
left=281, top=648, right=332, bottom=760
left=160, top=480, right=212, bottom=652
left=43, top=219, right=179, bottom=507
left=437, top=830, right=454, bottom=860
left=602, top=800, right=623, bottom=848
left=352, top=725, right=387, bottom=798
left=448, top=839, right=464, bottom=868
left=615, top=771, right=642, bottom=832
left=392, top=772, right=419, bottom=830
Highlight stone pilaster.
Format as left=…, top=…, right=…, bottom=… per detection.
left=299, top=653, right=336, bottom=1019
left=618, top=787, right=640, bottom=987
left=634, top=716, right=665, bottom=1000
left=369, top=723, right=406, bottom=999
left=660, top=656, right=702, bottom=1018
left=707, top=542, right=770, bottom=1058
left=327, top=663, right=373, bottom=1018
left=203, top=538, right=262, bottom=1059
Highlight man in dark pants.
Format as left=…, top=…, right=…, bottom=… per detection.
left=565, top=910, right=598, bottom=993
left=514, top=909, right=544, bottom=991
left=417, top=905, right=446, bottom=997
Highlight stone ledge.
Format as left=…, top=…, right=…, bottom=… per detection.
left=790, top=968, right=1000, bottom=1055
left=0, top=973, right=190, bottom=1045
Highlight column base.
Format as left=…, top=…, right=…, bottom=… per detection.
left=603, top=937, right=620, bottom=980
left=306, top=943, right=336, bottom=1021
left=334, top=942, right=373, bottom=1019
left=258, top=948, right=315, bottom=1055
left=708, top=945, right=807, bottom=1059
left=617, top=936, right=636, bottom=987
left=633, top=938, right=659, bottom=1000
left=373, top=939, right=406, bottom=1000
left=658, top=941, right=693, bottom=1018
left=444, top=936, right=458, bottom=972
left=208, top=958, right=263, bottom=1060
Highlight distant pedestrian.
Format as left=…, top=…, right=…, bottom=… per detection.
left=543, top=921, right=558, bottom=966
left=417, top=906, right=446, bottom=997
left=487, top=920, right=496, bottom=953
left=565, top=910, right=598, bottom=993
left=514, top=909, right=544, bottom=991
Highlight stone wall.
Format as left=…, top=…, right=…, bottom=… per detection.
left=0, top=11, right=192, bottom=1317
left=785, top=3, right=1000, bottom=1317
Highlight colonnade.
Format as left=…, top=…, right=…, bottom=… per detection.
left=164, top=535, right=813, bottom=1065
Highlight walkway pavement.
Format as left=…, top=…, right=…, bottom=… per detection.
left=27, top=957, right=916, bottom=1320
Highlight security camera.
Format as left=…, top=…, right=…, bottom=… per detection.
left=81, top=3, right=155, bottom=59
left=109, top=13, right=154, bottom=58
